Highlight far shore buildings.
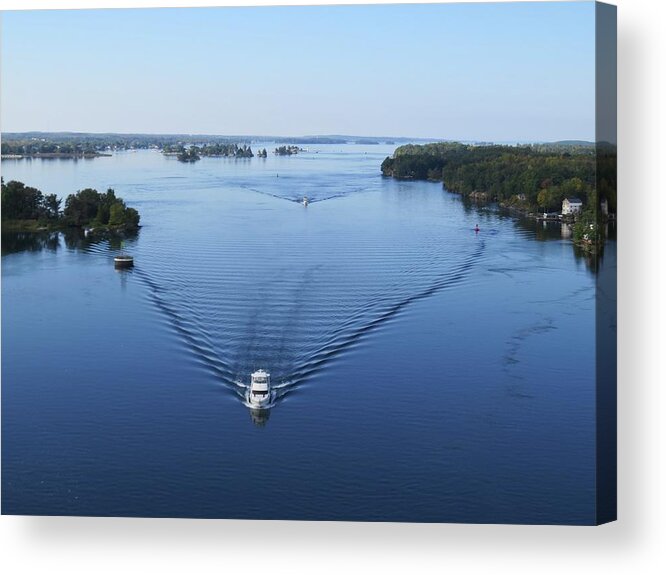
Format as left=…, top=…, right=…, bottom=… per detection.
left=562, top=197, right=583, bottom=215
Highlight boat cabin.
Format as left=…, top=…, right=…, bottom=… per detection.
left=251, top=370, right=270, bottom=392
left=248, top=369, right=271, bottom=407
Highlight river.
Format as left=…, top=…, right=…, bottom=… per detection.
left=1, top=145, right=610, bottom=523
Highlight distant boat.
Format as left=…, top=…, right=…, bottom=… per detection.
left=114, top=240, right=134, bottom=269
left=302, top=196, right=309, bottom=206
left=114, top=254, right=134, bottom=269
left=247, top=369, right=271, bottom=409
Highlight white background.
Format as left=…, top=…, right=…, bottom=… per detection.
left=0, top=1, right=664, bottom=574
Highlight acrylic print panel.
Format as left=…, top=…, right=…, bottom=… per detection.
left=0, top=1, right=616, bottom=525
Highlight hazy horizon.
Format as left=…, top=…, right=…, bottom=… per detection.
left=1, top=3, right=596, bottom=141
left=0, top=129, right=596, bottom=145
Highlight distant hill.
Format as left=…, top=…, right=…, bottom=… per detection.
left=2, top=132, right=599, bottom=150
left=2, top=131, right=444, bottom=145
left=550, top=140, right=596, bottom=147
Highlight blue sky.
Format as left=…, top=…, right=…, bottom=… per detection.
left=0, top=2, right=596, bottom=141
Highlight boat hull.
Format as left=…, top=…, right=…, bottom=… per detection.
left=114, top=256, right=134, bottom=269
left=245, top=393, right=272, bottom=409
left=245, top=389, right=272, bottom=410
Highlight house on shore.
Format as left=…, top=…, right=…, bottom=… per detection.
left=562, top=197, right=583, bottom=215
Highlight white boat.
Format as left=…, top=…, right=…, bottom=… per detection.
left=247, top=369, right=271, bottom=408
left=302, top=196, right=309, bottom=206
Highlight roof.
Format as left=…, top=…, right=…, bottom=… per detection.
left=564, top=197, right=583, bottom=204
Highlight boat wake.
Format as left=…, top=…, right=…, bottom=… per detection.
left=239, top=184, right=367, bottom=204
left=82, top=192, right=488, bottom=419
left=133, top=237, right=485, bottom=409
left=267, top=239, right=485, bottom=400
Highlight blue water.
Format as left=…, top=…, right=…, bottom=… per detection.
left=2, top=146, right=603, bottom=523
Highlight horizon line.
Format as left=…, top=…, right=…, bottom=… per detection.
left=1, top=131, right=596, bottom=145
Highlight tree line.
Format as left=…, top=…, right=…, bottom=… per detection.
left=381, top=142, right=616, bottom=253
left=1, top=179, right=140, bottom=229
left=2, top=140, right=104, bottom=157
left=1, top=133, right=255, bottom=155
left=162, top=143, right=259, bottom=162
left=274, top=145, right=301, bottom=156
left=381, top=142, right=616, bottom=214
left=198, top=143, right=256, bottom=158
left=1, top=180, right=61, bottom=221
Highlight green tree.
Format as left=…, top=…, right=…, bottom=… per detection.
left=573, top=209, right=598, bottom=246
left=108, top=202, right=126, bottom=226
left=1, top=180, right=45, bottom=220
left=43, top=194, right=62, bottom=220
left=94, top=189, right=121, bottom=225
left=64, top=188, right=101, bottom=226
left=107, top=201, right=140, bottom=228
left=124, top=207, right=140, bottom=228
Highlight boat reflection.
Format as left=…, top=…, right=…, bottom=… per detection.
left=249, top=407, right=271, bottom=427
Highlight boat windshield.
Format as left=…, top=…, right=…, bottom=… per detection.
left=253, top=390, right=268, bottom=396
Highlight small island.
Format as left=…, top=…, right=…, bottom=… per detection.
left=1, top=140, right=110, bottom=159
left=176, top=147, right=201, bottom=163
left=162, top=143, right=258, bottom=162
left=274, top=145, right=303, bottom=156
left=1, top=179, right=140, bottom=233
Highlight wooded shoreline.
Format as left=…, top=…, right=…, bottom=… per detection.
left=2, top=152, right=111, bottom=159
left=381, top=142, right=616, bottom=253
left=1, top=180, right=140, bottom=233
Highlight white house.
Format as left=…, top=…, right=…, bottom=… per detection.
left=562, top=197, right=583, bottom=215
